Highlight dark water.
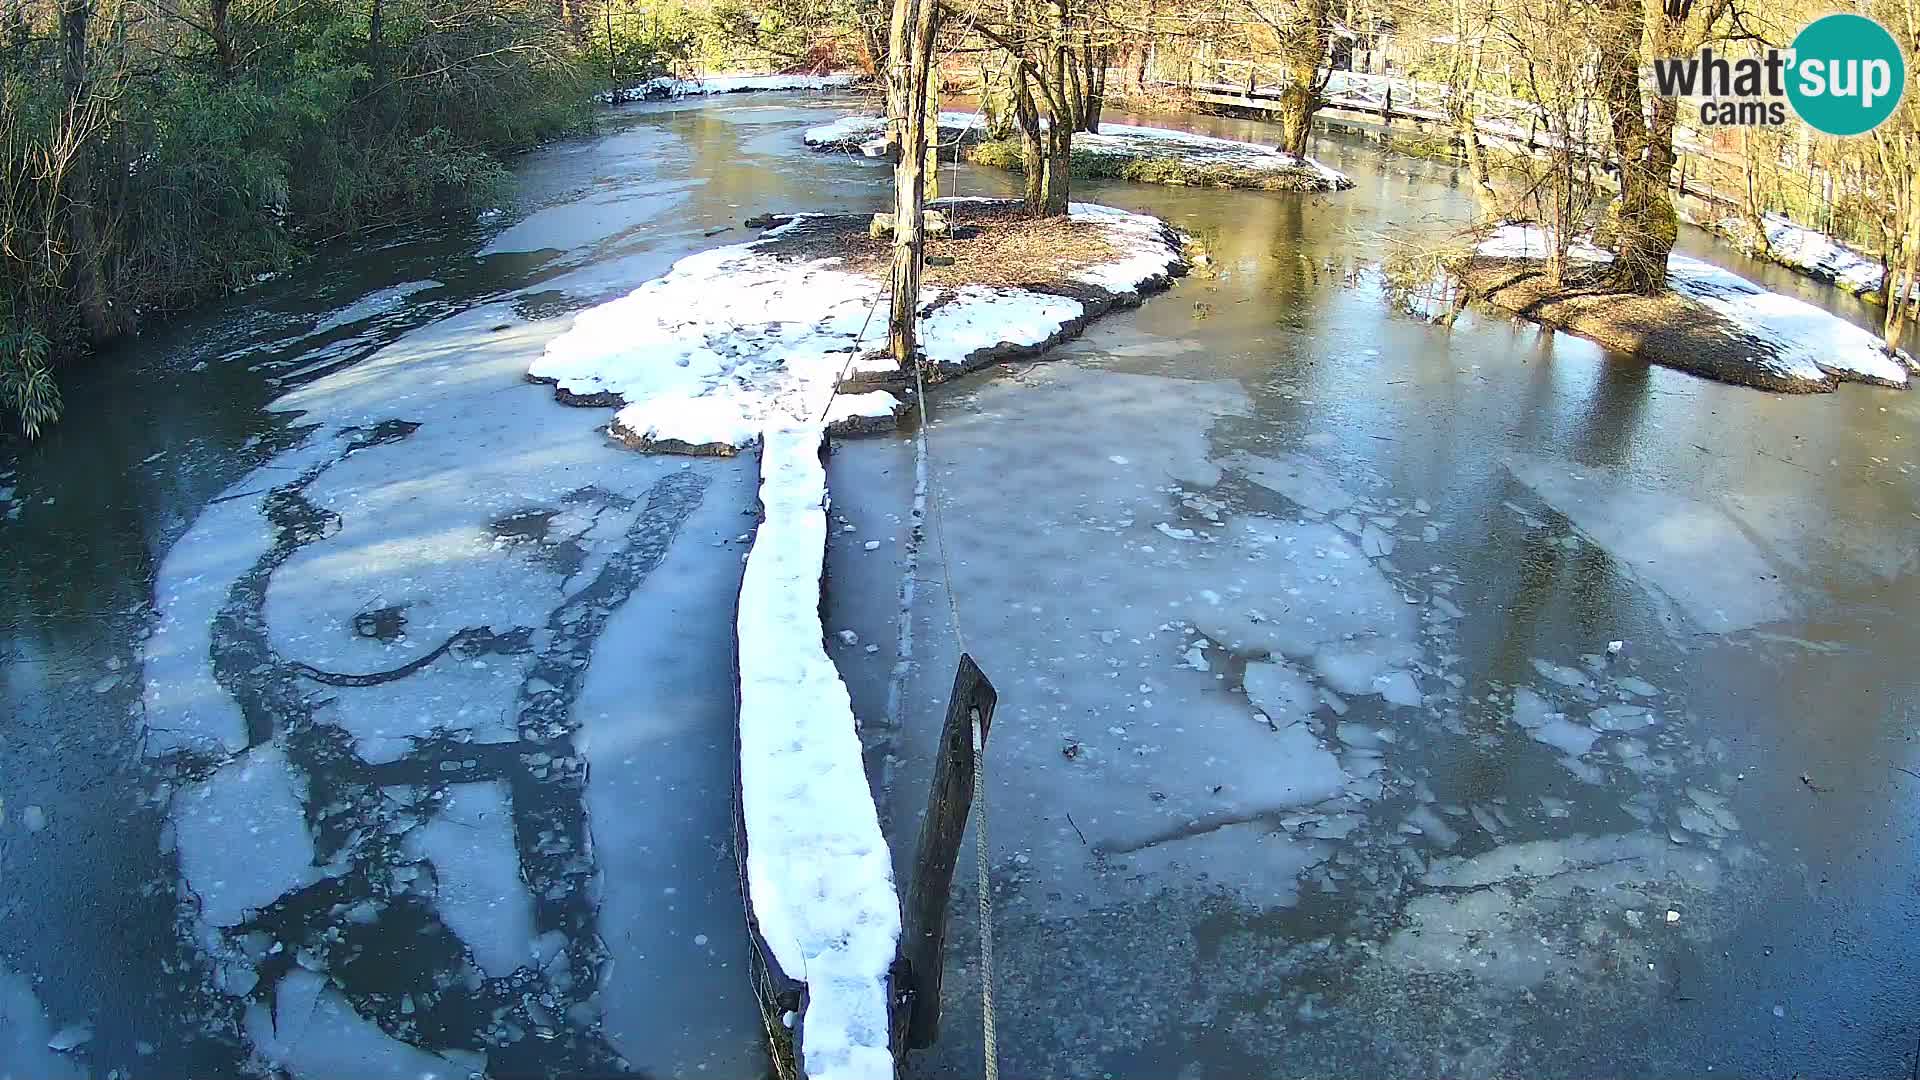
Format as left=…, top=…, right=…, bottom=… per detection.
left=1, top=95, right=1915, bottom=1079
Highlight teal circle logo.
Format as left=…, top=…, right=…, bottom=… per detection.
left=1787, top=13, right=1906, bottom=136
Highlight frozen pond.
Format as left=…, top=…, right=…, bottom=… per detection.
left=1, top=94, right=1916, bottom=1080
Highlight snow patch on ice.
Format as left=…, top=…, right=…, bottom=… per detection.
left=809, top=112, right=1351, bottom=189
left=603, top=72, right=862, bottom=103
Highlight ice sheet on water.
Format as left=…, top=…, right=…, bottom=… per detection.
left=310, top=280, right=441, bottom=337
left=403, top=781, right=536, bottom=979
left=571, top=458, right=765, bottom=1074
left=246, top=969, right=481, bottom=1080
left=1312, top=639, right=1420, bottom=698
left=1224, top=452, right=1354, bottom=515
left=1510, top=686, right=1555, bottom=729
left=1243, top=660, right=1315, bottom=726
left=1114, top=821, right=1327, bottom=908
left=907, top=364, right=1451, bottom=909
left=173, top=744, right=325, bottom=927
left=0, top=962, right=84, bottom=1079
left=1531, top=716, right=1599, bottom=758
left=1384, top=833, right=1722, bottom=988
left=142, top=484, right=281, bottom=758
left=1506, top=453, right=1791, bottom=632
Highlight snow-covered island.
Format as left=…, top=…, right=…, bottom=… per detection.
left=527, top=197, right=1186, bottom=1077
left=1452, top=224, right=1914, bottom=393
left=598, top=72, right=865, bottom=104
left=805, top=112, right=1353, bottom=193
left=529, top=198, right=1187, bottom=452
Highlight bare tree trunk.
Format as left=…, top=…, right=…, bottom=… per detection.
left=1082, top=44, right=1106, bottom=130
left=208, top=0, right=235, bottom=80
left=1012, top=66, right=1046, bottom=214
left=1132, top=4, right=1153, bottom=93
left=60, top=0, right=113, bottom=344
left=1043, top=118, right=1071, bottom=213
left=1447, top=0, right=1495, bottom=218
left=1739, top=127, right=1769, bottom=255
left=886, top=0, right=940, bottom=365
left=1274, top=0, right=1330, bottom=157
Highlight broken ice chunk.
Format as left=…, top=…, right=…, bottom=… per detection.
left=1243, top=661, right=1315, bottom=727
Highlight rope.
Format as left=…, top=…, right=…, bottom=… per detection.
left=911, top=327, right=994, bottom=1080
left=972, top=704, right=997, bottom=1080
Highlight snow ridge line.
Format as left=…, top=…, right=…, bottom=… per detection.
left=737, top=423, right=899, bottom=1080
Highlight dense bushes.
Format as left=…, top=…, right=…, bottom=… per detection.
left=0, top=0, right=595, bottom=436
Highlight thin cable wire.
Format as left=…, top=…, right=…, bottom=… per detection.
left=911, top=328, right=994, bottom=1080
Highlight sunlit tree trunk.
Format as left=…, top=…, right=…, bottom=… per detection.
left=1011, top=65, right=1047, bottom=213
left=886, top=0, right=941, bottom=365
left=1272, top=0, right=1330, bottom=157
left=1597, top=0, right=1678, bottom=293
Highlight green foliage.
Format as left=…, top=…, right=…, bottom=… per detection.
left=0, top=0, right=594, bottom=437
left=0, top=327, right=60, bottom=438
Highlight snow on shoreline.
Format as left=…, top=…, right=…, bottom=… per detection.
left=599, top=73, right=863, bottom=104
left=1477, top=224, right=1911, bottom=390
left=802, top=112, right=984, bottom=156
left=528, top=201, right=1188, bottom=454
left=737, top=424, right=897, bottom=1080
left=803, top=111, right=1352, bottom=190
left=1729, top=213, right=1886, bottom=297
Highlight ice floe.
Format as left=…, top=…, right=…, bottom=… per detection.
left=402, top=782, right=536, bottom=979
left=172, top=744, right=325, bottom=927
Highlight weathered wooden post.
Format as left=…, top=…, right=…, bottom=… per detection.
left=898, top=654, right=998, bottom=1049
